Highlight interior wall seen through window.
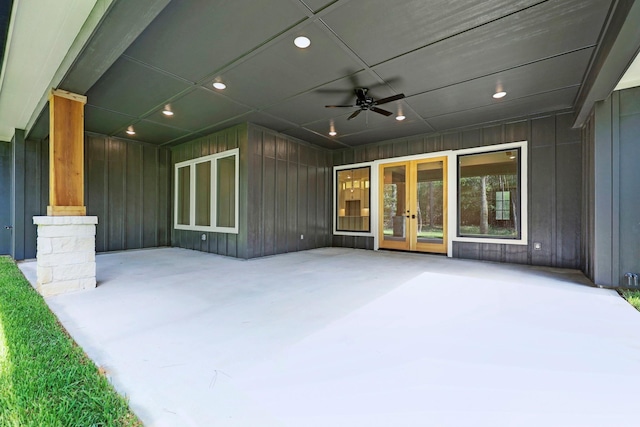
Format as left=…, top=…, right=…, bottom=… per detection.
left=336, top=167, right=370, bottom=232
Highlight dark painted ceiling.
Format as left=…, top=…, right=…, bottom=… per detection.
left=37, top=0, right=615, bottom=149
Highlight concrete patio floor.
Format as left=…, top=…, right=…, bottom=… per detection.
left=18, top=247, right=640, bottom=427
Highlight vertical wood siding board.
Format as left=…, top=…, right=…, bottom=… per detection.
left=125, top=144, right=139, bottom=249
left=162, top=149, right=171, bottom=246
left=557, top=144, right=582, bottom=267
left=442, top=133, right=460, bottom=151
left=318, top=164, right=325, bottom=247
left=308, top=163, right=318, bottom=249
left=618, top=96, right=640, bottom=282
left=393, top=141, right=408, bottom=157
left=111, top=139, right=121, bottom=250
left=462, top=129, right=481, bottom=149
left=41, top=138, right=49, bottom=216
left=248, top=149, right=262, bottom=258
left=344, top=149, right=355, bottom=165
left=226, top=233, right=234, bottom=257
left=263, top=156, right=276, bottom=256
left=611, top=92, right=621, bottom=283
left=555, top=112, right=582, bottom=145
left=218, top=233, right=227, bottom=256
left=298, top=163, right=308, bottom=251
left=287, top=152, right=298, bottom=252
left=209, top=232, right=217, bottom=254
left=526, top=119, right=533, bottom=264
left=504, top=121, right=528, bottom=143
left=98, top=137, right=107, bottom=252
left=23, top=140, right=37, bottom=258
left=408, top=138, right=422, bottom=155
left=258, top=131, right=266, bottom=256
left=530, top=140, right=555, bottom=266
left=482, top=125, right=502, bottom=146
left=154, top=147, right=160, bottom=247
left=142, top=146, right=156, bottom=247
left=276, top=158, right=288, bottom=253
left=551, top=116, right=559, bottom=267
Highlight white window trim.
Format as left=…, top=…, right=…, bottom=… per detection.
left=332, top=141, right=528, bottom=256
left=333, top=162, right=376, bottom=237
left=174, top=148, right=240, bottom=234
left=449, top=141, right=528, bottom=252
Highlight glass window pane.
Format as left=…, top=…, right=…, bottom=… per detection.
left=416, top=161, right=444, bottom=244
left=195, top=161, right=211, bottom=226
left=382, top=165, right=406, bottom=240
left=177, top=166, right=190, bottom=225
left=217, top=156, right=236, bottom=228
left=458, top=149, right=519, bottom=238
left=336, top=167, right=370, bottom=232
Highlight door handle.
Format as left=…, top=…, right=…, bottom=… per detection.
left=411, top=215, right=416, bottom=219
left=4, top=226, right=12, bottom=230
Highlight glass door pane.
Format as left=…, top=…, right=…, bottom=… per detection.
left=416, top=161, right=444, bottom=244
left=414, top=158, right=447, bottom=254
left=381, top=164, right=409, bottom=249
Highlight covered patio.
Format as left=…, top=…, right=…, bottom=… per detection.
left=19, top=248, right=640, bottom=426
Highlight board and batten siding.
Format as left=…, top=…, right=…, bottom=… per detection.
left=0, top=141, right=11, bottom=255
left=332, top=111, right=582, bottom=269
left=170, top=123, right=333, bottom=259
left=170, top=124, right=246, bottom=258
left=85, top=134, right=171, bottom=253
left=246, top=124, right=332, bottom=258
left=582, top=86, right=640, bottom=287
left=8, top=134, right=171, bottom=260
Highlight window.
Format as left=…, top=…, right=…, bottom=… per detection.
left=458, top=148, right=520, bottom=239
left=174, top=149, right=239, bottom=233
left=336, top=167, right=370, bottom=232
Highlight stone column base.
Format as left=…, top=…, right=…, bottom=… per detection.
left=33, top=216, right=98, bottom=297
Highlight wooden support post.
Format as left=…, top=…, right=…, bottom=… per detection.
left=48, top=89, right=87, bottom=216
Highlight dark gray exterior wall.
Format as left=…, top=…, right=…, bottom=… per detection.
left=583, top=86, right=640, bottom=287
left=246, top=124, right=332, bottom=258
left=333, top=111, right=582, bottom=269
left=10, top=130, right=26, bottom=260
left=0, top=140, right=12, bottom=255
left=171, top=124, right=246, bottom=258
left=85, top=134, right=171, bottom=252
left=7, top=133, right=171, bottom=260
left=170, top=123, right=332, bottom=259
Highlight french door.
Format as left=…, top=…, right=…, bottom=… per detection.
left=379, top=157, right=447, bottom=253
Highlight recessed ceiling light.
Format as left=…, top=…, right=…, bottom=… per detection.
left=493, top=91, right=507, bottom=99
left=396, top=115, right=406, bottom=121
left=294, top=36, right=311, bottom=49
left=329, top=131, right=337, bottom=136
left=126, top=128, right=136, bottom=135
left=162, top=110, right=174, bottom=116
left=213, top=82, right=226, bottom=90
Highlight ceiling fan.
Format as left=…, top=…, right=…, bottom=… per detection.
left=325, top=88, right=405, bottom=120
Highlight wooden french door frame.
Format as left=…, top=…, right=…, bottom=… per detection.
left=378, top=157, right=448, bottom=253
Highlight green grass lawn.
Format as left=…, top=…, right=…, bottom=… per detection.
left=621, top=289, right=640, bottom=311
left=0, top=256, right=141, bottom=427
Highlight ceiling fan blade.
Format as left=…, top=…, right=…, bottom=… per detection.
left=325, top=105, right=356, bottom=108
left=375, top=93, right=405, bottom=105
left=355, top=88, right=367, bottom=102
left=371, top=107, right=393, bottom=116
left=347, top=109, right=362, bottom=120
